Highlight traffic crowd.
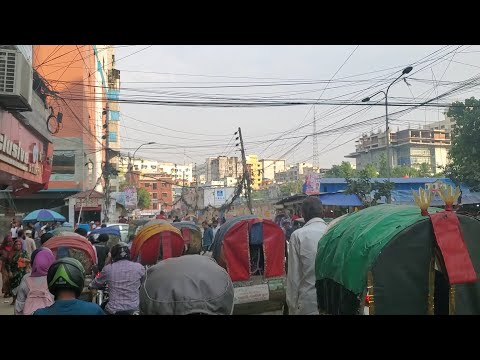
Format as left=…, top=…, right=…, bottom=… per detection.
left=0, top=197, right=326, bottom=315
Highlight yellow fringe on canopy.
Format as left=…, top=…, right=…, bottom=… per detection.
left=439, top=185, right=461, bottom=209
left=412, top=187, right=433, bottom=215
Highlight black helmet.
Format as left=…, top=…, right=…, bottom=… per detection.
left=111, top=242, right=130, bottom=263
left=47, top=257, right=85, bottom=298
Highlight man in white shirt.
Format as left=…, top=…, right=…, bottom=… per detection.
left=211, top=219, right=220, bottom=238
left=286, top=197, right=327, bottom=315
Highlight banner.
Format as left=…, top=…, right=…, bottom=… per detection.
left=124, top=186, right=138, bottom=209
left=304, top=172, right=321, bottom=195
left=215, top=189, right=226, bottom=201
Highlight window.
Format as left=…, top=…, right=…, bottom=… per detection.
left=162, top=192, right=168, bottom=198
left=144, top=183, right=150, bottom=188
left=161, top=182, right=167, bottom=187
left=153, top=193, right=158, bottom=199
left=108, top=132, right=118, bottom=142
left=153, top=183, right=157, bottom=190
left=151, top=165, right=156, bottom=169
left=52, top=151, right=75, bottom=175
left=134, top=165, right=139, bottom=170
left=141, top=165, right=147, bottom=169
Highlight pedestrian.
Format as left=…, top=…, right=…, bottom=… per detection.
left=201, top=221, right=214, bottom=252
left=18, top=229, right=36, bottom=259
left=211, top=219, right=220, bottom=238
left=0, top=235, right=13, bottom=298
left=6, top=239, right=30, bottom=306
left=173, top=216, right=180, bottom=223
left=286, top=197, right=327, bottom=315
left=10, top=221, right=20, bottom=240
left=33, top=258, right=105, bottom=315
left=14, top=248, right=55, bottom=315
left=94, top=234, right=110, bottom=272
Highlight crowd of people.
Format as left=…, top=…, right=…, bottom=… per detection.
left=0, top=196, right=330, bottom=315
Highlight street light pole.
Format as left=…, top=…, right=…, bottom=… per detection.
left=127, top=142, right=155, bottom=187
left=362, top=66, right=413, bottom=203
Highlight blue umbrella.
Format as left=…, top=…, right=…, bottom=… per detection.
left=23, top=209, right=66, bottom=223
left=89, top=226, right=121, bottom=237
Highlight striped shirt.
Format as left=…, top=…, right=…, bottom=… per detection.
left=90, top=260, right=145, bottom=314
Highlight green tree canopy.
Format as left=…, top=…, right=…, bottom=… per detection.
left=137, top=187, right=151, bottom=209
left=324, top=161, right=356, bottom=178
left=446, top=97, right=480, bottom=190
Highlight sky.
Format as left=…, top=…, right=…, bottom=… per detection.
left=115, top=45, right=480, bottom=168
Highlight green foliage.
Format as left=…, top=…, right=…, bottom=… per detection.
left=363, top=163, right=378, bottom=178
left=137, top=187, right=151, bottom=209
left=446, top=97, right=480, bottom=191
left=378, top=153, right=388, bottom=178
left=417, top=163, right=432, bottom=177
left=345, top=168, right=393, bottom=207
left=279, top=180, right=304, bottom=196
left=391, top=165, right=419, bottom=178
left=324, top=161, right=356, bottom=178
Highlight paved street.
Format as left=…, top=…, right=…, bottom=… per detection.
left=0, top=296, right=14, bottom=315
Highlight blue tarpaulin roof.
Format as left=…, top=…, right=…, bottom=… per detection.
left=318, top=193, right=363, bottom=206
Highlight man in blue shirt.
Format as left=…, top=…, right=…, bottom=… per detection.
left=34, top=257, right=105, bottom=315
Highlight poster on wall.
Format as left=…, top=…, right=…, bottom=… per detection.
left=124, top=186, right=138, bottom=209
left=215, top=189, right=225, bottom=201
left=303, top=172, right=321, bottom=195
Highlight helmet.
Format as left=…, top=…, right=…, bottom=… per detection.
left=47, top=257, right=85, bottom=298
left=140, top=255, right=234, bottom=315
left=111, top=242, right=130, bottom=262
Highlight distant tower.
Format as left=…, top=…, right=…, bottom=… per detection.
left=313, top=106, right=319, bottom=169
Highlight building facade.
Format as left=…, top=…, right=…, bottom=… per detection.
left=260, top=159, right=286, bottom=182
left=246, top=155, right=262, bottom=190
left=137, top=174, right=173, bottom=212
left=0, top=46, right=54, bottom=216
left=347, top=123, right=452, bottom=173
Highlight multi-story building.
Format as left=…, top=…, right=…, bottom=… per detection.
left=29, top=45, right=121, bottom=222
left=259, top=159, right=286, bottom=182
left=0, top=46, right=54, bottom=216
left=138, top=174, right=173, bottom=211
left=346, top=123, right=452, bottom=173
left=246, top=154, right=262, bottom=190
left=274, top=162, right=319, bottom=184
left=205, top=156, right=242, bottom=182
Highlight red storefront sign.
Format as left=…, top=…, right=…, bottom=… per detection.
left=0, top=110, right=52, bottom=195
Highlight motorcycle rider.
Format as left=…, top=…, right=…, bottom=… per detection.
left=89, top=242, right=145, bottom=315
left=34, top=257, right=105, bottom=315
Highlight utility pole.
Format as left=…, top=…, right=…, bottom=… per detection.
left=313, top=106, right=319, bottom=170
left=237, top=127, right=253, bottom=214
left=103, top=103, right=111, bottom=223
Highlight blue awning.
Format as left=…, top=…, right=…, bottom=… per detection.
left=319, top=193, right=363, bottom=206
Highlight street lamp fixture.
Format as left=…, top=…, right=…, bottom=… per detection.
left=129, top=142, right=156, bottom=172
left=361, top=66, right=413, bottom=203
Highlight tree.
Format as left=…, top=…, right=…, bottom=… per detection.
left=137, top=187, right=151, bottom=209
left=446, top=97, right=480, bottom=191
left=345, top=168, right=393, bottom=207
left=417, top=163, right=432, bottom=177
left=391, top=165, right=419, bottom=178
left=378, top=153, right=388, bottom=178
left=279, top=180, right=304, bottom=196
left=324, top=161, right=357, bottom=178
left=345, top=169, right=372, bottom=205
left=363, top=163, right=378, bottom=178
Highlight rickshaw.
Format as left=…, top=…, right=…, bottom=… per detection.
left=171, top=221, right=202, bottom=254
left=315, top=186, right=480, bottom=315
left=211, top=215, right=286, bottom=315
left=43, top=233, right=98, bottom=302
left=130, top=222, right=185, bottom=266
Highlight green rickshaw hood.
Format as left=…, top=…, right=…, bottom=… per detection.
left=315, top=204, right=443, bottom=295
